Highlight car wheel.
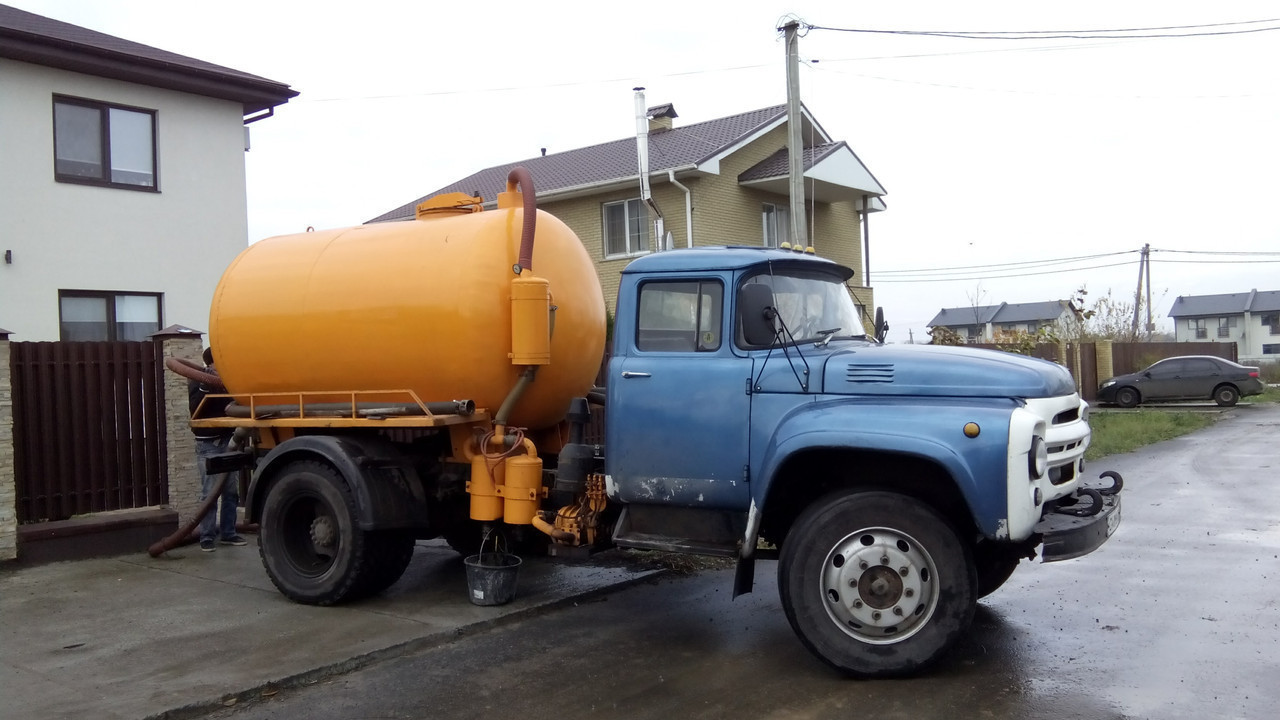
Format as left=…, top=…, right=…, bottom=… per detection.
left=1213, top=384, right=1239, bottom=407
left=778, top=490, right=977, bottom=677
left=1115, top=386, right=1140, bottom=408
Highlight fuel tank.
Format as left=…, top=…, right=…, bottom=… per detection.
left=208, top=199, right=606, bottom=430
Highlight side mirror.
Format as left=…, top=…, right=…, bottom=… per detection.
left=739, top=284, right=778, bottom=347
left=1143, top=371, right=1152, bottom=378
left=874, top=306, right=889, bottom=344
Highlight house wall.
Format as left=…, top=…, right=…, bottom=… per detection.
left=1174, top=313, right=1280, bottom=361
left=0, top=58, right=250, bottom=340
left=540, top=124, right=872, bottom=317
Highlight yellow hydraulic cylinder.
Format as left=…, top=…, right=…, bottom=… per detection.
left=468, top=453, right=504, bottom=521
left=510, top=276, right=551, bottom=365
left=502, top=454, right=543, bottom=525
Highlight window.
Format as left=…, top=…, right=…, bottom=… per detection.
left=1263, top=313, right=1280, bottom=335
left=59, top=291, right=162, bottom=341
left=1263, top=344, right=1280, bottom=355
left=1191, top=318, right=1207, bottom=339
left=603, top=198, right=648, bottom=257
left=762, top=203, right=790, bottom=247
left=53, top=96, right=157, bottom=190
left=636, top=280, right=722, bottom=352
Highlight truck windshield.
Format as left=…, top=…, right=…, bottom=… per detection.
left=740, top=268, right=866, bottom=346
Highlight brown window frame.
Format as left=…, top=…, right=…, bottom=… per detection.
left=58, top=290, right=163, bottom=341
left=52, top=95, right=159, bottom=192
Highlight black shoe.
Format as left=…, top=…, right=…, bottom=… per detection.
left=220, top=535, right=248, bottom=546
left=200, top=539, right=216, bottom=552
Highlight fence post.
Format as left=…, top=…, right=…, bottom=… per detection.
left=153, top=326, right=205, bottom=529
left=1096, top=339, right=1114, bottom=384
left=0, top=330, right=16, bottom=561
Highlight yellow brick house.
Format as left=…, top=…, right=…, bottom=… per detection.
left=369, top=102, right=886, bottom=319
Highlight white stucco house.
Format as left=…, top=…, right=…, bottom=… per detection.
left=1168, top=289, right=1280, bottom=363
left=0, top=4, right=296, bottom=341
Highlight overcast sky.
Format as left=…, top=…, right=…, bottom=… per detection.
left=12, top=0, right=1279, bottom=342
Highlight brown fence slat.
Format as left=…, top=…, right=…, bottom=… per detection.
left=10, top=341, right=168, bottom=524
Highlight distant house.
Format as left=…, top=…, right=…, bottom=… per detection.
left=0, top=4, right=296, bottom=341
left=1168, top=290, right=1280, bottom=362
left=369, top=97, right=887, bottom=318
left=928, top=301, right=1079, bottom=343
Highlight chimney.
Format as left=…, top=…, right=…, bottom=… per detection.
left=646, top=102, right=678, bottom=132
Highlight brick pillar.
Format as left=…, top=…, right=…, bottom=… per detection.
left=1096, top=339, right=1115, bottom=384
left=0, top=331, right=17, bottom=560
left=153, top=327, right=205, bottom=527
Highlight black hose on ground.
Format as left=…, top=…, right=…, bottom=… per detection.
left=147, top=428, right=249, bottom=557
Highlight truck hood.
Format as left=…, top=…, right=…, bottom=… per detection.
left=820, top=343, right=1076, bottom=399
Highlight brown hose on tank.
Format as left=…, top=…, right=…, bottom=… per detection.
left=506, top=166, right=537, bottom=273
left=165, top=356, right=225, bottom=391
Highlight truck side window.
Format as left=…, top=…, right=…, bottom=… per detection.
left=636, top=280, right=723, bottom=352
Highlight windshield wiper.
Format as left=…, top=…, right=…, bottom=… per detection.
left=813, top=327, right=842, bottom=348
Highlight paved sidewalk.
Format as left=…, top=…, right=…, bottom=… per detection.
left=0, top=538, right=657, bottom=719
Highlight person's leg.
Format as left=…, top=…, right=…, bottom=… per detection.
left=219, top=467, right=240, bottom=542
left=196, top=438, right=220, bottom=550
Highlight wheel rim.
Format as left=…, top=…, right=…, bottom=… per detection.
left=276, top=492, right=340, bottom=578
left=820, top=527, right=940, bottom=644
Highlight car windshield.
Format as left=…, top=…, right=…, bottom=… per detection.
left=740, top=268, right=866, bottom=345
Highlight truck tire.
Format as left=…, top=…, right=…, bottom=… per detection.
left=349, top=530, right=415, bottom=600
left=259, top=460, right=370, bottom=605
left=778, top=490, right=977, bottom=677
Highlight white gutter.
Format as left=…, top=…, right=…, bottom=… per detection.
left=668, top=170, right=692, bottom=248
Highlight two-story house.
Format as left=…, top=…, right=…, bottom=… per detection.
left=928, top=300, right=1079, bottom=343
left=0, top=4, right=296, bottom=341
left=1168, top=289, right=1280, bottom=362
left=369, top=96, right=886, bottom=318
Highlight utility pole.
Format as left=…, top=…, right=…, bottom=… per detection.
left=1131, top=243, right=1152, bottom=338
left=782, top=21, right=808, bottom=247
left=1145, top=245, right=1154, bottom=336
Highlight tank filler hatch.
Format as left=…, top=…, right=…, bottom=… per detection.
left=416, top=192, right=484, bottom=219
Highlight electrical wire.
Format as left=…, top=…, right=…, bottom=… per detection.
left=876, top=250, right=1136, bottom=275
left=874, top=260, right=1140, bottom=283
left=803, top=18, right=1280, bottom=41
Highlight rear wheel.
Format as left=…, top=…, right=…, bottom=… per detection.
left=778, top=490, right=977, bottom=677
left=1213, top=384, right=1239, bottom=407
left=259, top=460, right=369, bottom=605
left=1115, top=386, right=1140, bottom=408
left=350, top=530, right=416, bottom=599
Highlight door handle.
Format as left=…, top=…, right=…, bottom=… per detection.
left=621, top=371, right=651, bottom=379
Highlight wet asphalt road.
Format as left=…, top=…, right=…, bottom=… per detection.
left=209, top=403, right=1280, bottom=720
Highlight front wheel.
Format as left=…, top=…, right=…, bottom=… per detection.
left=1214, top=384, right=1239, bottom=407
left=1115, top=386, right=1140, bottom=408
left=778, top=491, right=977, bottom=677
left=259, top=460, right=369, bottom=605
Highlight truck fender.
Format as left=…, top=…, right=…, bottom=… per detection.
left=246, top=434, right=430, bottom=531
left=751, top=402, right=1015, bottom=540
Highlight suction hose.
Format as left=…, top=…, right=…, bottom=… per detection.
left=147, top=428, right=250, bottom=557
left=507, top=166, right=537, bottom=274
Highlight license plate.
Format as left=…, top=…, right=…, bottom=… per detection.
left=1105, top=498, right=1122, bottom=537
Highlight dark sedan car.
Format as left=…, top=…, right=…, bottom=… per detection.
left=1097, top=355, right=1265, bottom=407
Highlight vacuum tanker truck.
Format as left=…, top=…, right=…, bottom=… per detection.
left=190, top=167, right=1121, bottom=677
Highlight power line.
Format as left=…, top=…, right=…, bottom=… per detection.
left=876, top=250, right=1135, bottom=275
left=1152, top=248, right=1280, bottom=256
left=875, top=260, right=1140, bottom=283
left=803, top=18, right=1280, bottom=41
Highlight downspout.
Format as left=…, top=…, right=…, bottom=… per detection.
left=861, top=194, right=871, bottom=287
left=634, top=87, right=666, bottom=251
left=668, top=170, right=693, bottom=248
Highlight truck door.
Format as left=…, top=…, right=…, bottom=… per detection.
left=607, top=278, right=752, bottom=509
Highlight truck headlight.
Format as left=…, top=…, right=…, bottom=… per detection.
left=1029, top=436, right=1048, bottom=479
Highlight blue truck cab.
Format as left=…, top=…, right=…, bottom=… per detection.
left=605, top=246, right=1121, bottom=677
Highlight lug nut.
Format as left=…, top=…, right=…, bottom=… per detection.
left=859, top=561, right=869, bottom=570
left=872, top=611, right=882, bottom=621
left=880, top=556, right=890, bottom=565
left=893, top=607, right=904, bottom=616
left=904, top=589, right=914, bottom=598
left=853, top=600, right=864, bottom=609
left=899, top=566, right=909, bottom=576
left=849, top=579, right=857, bottom=588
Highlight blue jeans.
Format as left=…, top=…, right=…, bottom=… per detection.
left=197, top=436, right=239, bottom=542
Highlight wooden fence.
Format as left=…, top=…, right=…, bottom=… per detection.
left=9, top=341, right=168, bottom=523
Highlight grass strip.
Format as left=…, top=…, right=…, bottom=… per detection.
left=1086, top=411, right=1216, bottom=460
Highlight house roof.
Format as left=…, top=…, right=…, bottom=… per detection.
left=0, top=3, right=296, bottom=114
left=368, top=103, right=886, bottom=223
left=928, top=300, right=1070, bottom=328
left=1167, top=289, right=1280, bottom=317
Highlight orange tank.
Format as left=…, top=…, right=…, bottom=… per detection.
left=208, top=194, right=606, bottom=430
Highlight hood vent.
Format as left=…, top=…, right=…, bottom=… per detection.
left=846, top=363, right=895, bottom=384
